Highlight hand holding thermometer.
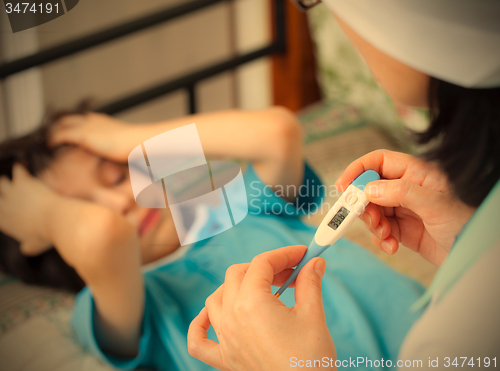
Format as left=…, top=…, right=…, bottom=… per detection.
left=275, top=170, right=380, bottom=298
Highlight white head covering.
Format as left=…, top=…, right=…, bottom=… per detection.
left=323, top=0, right=500, bottom=88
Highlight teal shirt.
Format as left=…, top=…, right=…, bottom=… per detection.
left=72, top=164, right=424, bottom=370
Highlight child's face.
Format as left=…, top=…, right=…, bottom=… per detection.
left=39, top=145, right=180, bottom=264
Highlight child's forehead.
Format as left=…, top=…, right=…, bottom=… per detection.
left=50, top=145, right=100, bottom=169
left=39, top=146, right=101, bottom=196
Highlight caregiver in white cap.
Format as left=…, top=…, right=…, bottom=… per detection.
left=188, top=0, right=500, bottom=369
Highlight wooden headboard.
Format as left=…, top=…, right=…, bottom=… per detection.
left=271, top=0, right=321, bottom=111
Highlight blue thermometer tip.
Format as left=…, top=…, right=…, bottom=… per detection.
left=351, top=170, right=380, bottom=191
left=275, top=239, right=329, bottom=297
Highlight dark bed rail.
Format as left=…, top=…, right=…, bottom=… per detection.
left=0, top=0, right=287, bottom=114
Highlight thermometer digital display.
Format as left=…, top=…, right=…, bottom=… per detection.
left=275, top=170, right=380, bottom=298
left=327, top=206, right=350, bottom=230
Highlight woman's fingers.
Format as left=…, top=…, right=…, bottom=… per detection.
left=194, top=247, right=309, bottom=369
left=240, top=245, right=307, bottom=295
left=187, top=307, right=223, bottom=369
left=360, top=204, right=392, bottom=241
left=359, top=203, right=380, bottom=228
left=362, top=209, right=400, bottom=254
left=271, top=268, right=299, bottom=288
left=222, top=263, right=301, bottom=304
left=222, top=263, right=249, bottom=308
left=294, top=257, right=327, bottom=313
left=376, top=215, right=392, bottom=240
left=334, top=149, right=416, bottom=191
left=365, top=178, right=447, bottom=221
left=205, top=285, right=223, bottom=334
left=369, top=229, right=399, bottom=254
left=384, top=205, right=395, bottom=217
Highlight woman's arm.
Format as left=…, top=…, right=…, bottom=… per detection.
left=50, top=107, right=304, bottom=201
left=0, top=164, right=144, bottom=357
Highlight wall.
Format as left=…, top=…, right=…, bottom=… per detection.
left=0, top=10, right=44, bottom=139
left=0, top=0, right=272, bottom=139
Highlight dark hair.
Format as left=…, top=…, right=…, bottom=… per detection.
left=0, top=103, right=91, bottom=293
left=416, top=77, right=500, bottom=208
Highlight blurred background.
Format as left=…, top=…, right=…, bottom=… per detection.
left=0, top=1, right=436, bottom=369
left=1, top=0, right=280, bottom=136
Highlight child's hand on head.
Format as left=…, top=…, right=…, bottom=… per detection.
left=335, top=149, right=476, bottom=266
left=0, top=163, right=57, bottom=256
left=49, top=112, right=143, bottom=162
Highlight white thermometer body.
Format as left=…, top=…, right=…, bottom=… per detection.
left=314, top=183, right=370, bottom=246
left=275, top=170, right=380, bottom=297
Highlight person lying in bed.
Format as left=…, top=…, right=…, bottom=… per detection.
left=0, top=106, right=424, bottom=370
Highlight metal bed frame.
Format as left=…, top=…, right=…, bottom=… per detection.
left=0, top=0, right=286, bottom=115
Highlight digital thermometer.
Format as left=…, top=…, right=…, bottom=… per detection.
left=275, top=170, right=380, bottom=297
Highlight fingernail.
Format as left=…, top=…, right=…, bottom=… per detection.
left=366, top=181, right=385, bottom=198
left=381, top=240, right=392, bottom=254
left=314, top=258, right=326, bottom=279
left=374, top=225, right=383, bottom=239
left=367, top=214, right=372, bottom=228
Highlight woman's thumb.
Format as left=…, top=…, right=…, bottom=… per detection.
left=365, top=179, right=444, bottom=219
left=294, top=257, right=326, bottom=312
